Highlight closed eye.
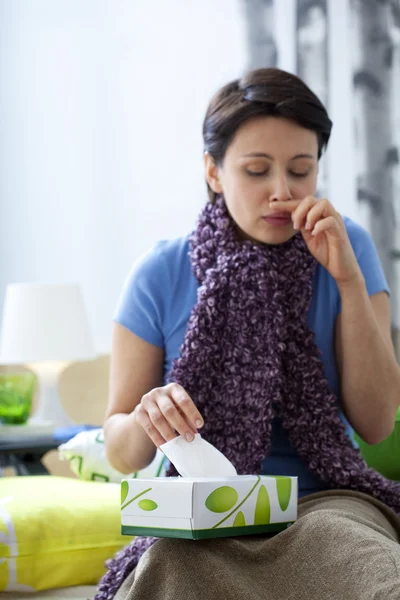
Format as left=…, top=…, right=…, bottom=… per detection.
left=247, top=169, right=310, bottom=178
left=246, top=170, right=268, bottom=177
left=290, top=171, right=309, bottom=178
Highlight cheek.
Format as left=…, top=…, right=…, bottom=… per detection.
left=232, top=183, right=265, bottom=213
left=235, top=176, right=267, bottom=202
left=222, top=174, right=257, bottom=207
left=292, top=177, right=317, bottom=197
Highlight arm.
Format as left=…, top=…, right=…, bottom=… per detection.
left=335, top=282, right=400, bottom=445
left=104, top=323, right=164, bottom=474
left=270, top=196, right=400, bottom=445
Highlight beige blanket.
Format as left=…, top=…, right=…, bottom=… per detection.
left=115, top=490, right=400, bottom=600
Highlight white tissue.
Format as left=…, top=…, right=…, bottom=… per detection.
left=160, top=433, right=237, bottom=478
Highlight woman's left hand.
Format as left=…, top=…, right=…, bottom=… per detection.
left=270, top=196, right=362, bottom=286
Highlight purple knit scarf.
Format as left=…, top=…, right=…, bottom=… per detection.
left=95, top=197, right=400, bottom=600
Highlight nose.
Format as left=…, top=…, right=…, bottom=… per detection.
left=269, top=173, right=292, bottom=203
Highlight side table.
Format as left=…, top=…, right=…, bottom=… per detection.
left=0, top=426, right=96, bottom=475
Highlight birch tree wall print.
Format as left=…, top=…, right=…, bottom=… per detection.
left=387, top=1, right=400, bottom=330
left=350, top=0, right=398, bottom=315
left=296, top=0, right=329, bottom=197
left=242, top=0, right=278, bottom=69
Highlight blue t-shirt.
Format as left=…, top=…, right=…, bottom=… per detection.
left=115, top=217, right=389, bottom=496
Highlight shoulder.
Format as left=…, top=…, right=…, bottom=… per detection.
left=131, top=235, right=191, bottom=280
left=157, top=235, right=192, bottom=267
left=312, top=215, right=388, bottom=311
left=114, top=236, right=192, bottom=346
left=342, top=216, right=375, bottom=258
left=341, top=215, right=389, bottom=296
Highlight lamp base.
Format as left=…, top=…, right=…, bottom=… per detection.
left=28, top=361, right=75, bottom=428
left=0, top=419, right=56, bottom=438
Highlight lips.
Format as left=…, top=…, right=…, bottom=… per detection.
left=262, top=213, right=292, bottom=227
left=263, top=212, right=290, bottom=219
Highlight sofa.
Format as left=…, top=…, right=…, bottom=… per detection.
left=1, top=357, right=399, bottom=600
left=0, top=356, right=118, bottom=600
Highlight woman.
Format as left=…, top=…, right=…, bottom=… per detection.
left=96, top=68, right=400, bottom=600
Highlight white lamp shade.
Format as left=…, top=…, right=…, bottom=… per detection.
left=0, top=283, right=95, bottom=364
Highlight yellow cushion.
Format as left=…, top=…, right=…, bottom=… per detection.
left=0, top=476, right=133, bottom=592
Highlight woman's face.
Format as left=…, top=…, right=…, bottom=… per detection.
left=205, top=116, right=319, bottom=245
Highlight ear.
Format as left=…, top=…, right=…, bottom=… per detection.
left=204, top=152, right=223, bottom=194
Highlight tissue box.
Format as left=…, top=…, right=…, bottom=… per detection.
left=121, top=475, right=298, bottom=540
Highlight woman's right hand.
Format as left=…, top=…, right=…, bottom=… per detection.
left=133, top=383, right=204, bottom=447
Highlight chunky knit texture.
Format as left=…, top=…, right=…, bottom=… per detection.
left=95, top=197, right=400, bottom=600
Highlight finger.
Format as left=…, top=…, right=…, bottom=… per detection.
left=311, top=216, right=342, bottom=238
left=303, top=199, right=335, bottom=231
left=134, top=404, right=170, bottom=447
left=156, top=395, right=197, bottom=442
left=141, top=391, right=181, bottom=442
left=147, top=397, right=182, bottom=443
left=166, top=383, right=204, bottom=430
left=291, top=196, right=318, bottom=230
left=268, top=199, right=302, bottom=214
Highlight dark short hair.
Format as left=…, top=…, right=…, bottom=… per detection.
left=203, top=68, right=332, bottom=203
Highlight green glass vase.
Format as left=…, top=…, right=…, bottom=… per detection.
left=0, top=372, right=36, bottom=425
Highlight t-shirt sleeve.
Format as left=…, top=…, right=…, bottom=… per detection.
left=338, top=219, right=390, bottom=312
left=113, top=243, right=169, bottom=348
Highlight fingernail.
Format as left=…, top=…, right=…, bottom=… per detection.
left=305, top=222, right=311, bottom=230
left=195, top=419, right=203, bottom=428
left=293, top=222, right=299, bottom=230
left=185, top=432, right=194, bottom=442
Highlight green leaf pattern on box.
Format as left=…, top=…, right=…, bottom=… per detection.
left=205, top=486, right=238, bottom=513
left=125, top=476, right=293, bottom=530
left=58, top=428, right=167, bottom=482
left=254, top=484, right=270, bottom=525
left=205, top=476, right=292, bottom=529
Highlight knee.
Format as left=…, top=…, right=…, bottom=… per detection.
left=293, top=508, right=400, bottom=593
left=143, top=538, right=195, bottom=564
left=296, top=508, right=363, bottom=546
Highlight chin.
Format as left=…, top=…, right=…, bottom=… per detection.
left=247, top=229, right=296, bottom=246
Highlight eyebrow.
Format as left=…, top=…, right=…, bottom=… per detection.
left=242, top=152, right=316, bottom=160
